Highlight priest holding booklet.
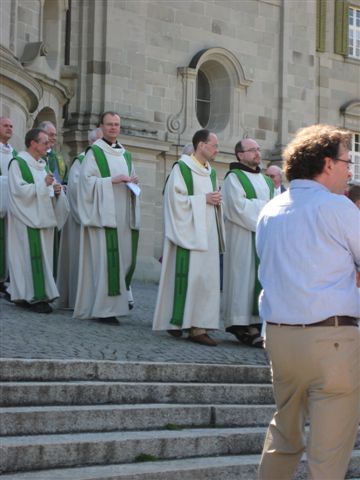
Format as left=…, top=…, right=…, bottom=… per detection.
left=73, top=111, right=140, bottom=322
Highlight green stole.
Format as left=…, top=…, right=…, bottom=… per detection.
left=170, top=160, right=217, bottom=327
left=72, top=153, right=85, bottom=166
left=11, top=156, right=49, bottom=301
left=226, top=169, right=274, bottom=315
left=0, top=148, right=18, bottom=280
left=90, top=145, right=139, bottom=296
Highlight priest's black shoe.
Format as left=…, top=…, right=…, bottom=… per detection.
left=28, top=302, right=53, bottom=314
left=99, top=316, right=119, bottom=324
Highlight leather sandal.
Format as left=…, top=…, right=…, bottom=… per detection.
left=188, top=333, right=218, bottom=347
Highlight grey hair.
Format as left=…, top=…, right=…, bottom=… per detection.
left=38, top=121, right=56, bottom=131
left=181, top=143, right=194, bottom=156
left=88, top=127, right=103, bottom=143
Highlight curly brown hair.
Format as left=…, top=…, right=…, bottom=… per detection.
left=283, top=124, right=352, bottom=182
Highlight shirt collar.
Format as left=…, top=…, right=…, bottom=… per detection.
left=289, top=179, right=330, bottom=192
left=102, top=138, right=121, bottom=149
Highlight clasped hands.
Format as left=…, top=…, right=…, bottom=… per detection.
left=45, top=172, right=62, bottom=197
left=206, top=190, right=222, bottom=206
left=111, top=174, right=139, bottom=185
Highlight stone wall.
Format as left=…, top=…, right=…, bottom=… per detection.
left=1, top=0, right=359, bottom=281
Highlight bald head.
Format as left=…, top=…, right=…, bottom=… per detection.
left=0, top=116, right=13, bottom=144
left=266, top=165, right=283, bottom=188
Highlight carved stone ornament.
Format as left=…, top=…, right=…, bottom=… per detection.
left=20, top=42, right=49, bottom=66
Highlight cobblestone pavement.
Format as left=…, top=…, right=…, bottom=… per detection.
left=0, top=280, right=269, bottom=366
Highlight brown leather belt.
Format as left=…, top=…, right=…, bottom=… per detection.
left=267, top=316, right=359, bottom=328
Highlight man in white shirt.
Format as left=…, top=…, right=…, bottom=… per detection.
left=257, top=124, right=360, bottom=479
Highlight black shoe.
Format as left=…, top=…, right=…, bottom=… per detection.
left=98, top=316, right=119, bottom=324
left=167, top=329, right=183, bottom=338
left=28, top=302, right=53, bottom=314
left=2, top=291, right=12, bottom=303
left=226, top=326, right=248, bottom=343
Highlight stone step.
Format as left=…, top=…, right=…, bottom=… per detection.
left=0, top=403, right=276, bottom=436
left=0, top=359, right=271, bottom=383
left=1, top=427, right=266, bottom=472
left=0, top=382, right=274, bottom=407
left=2, top=427, right=359, bottom=474
left=1, top=452, right=360, bottom=480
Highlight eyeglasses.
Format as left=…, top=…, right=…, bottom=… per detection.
left=241, top=147, right=261, bottom=153
left=36, top=140, right=50, bottom=145
left=333, top=158, right=354, bottom=169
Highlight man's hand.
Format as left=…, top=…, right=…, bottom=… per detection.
left=45, top=172, right=54, bottom=186
left=356, top=271, right=360, bottom=288
left=111, top=174, right=140, bottom=185
left=111, top=174, right=131, bottom=184
left=206, top=191, right=222, bottom=206
left=53, top=183, right=62, bottom=197
left=129, top=175, right=139, bottom=185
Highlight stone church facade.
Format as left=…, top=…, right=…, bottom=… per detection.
left=1, top=0, right=359, bottom=280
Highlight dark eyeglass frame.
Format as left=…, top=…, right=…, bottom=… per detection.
left=333, top=158, right=354, bottom=169
left=240, top=147, right=261, bottom=153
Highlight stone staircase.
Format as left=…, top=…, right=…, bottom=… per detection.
left=0, top=359, right=359, bottom=480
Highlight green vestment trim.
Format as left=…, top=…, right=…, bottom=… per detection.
left=170, top=160, right=217, bottom=327
left=91, top=145, right=121, bottom=296
left=226, top=169, right=273, bottom=316
left=72, top=153, right=85, bottom=166
left=12, top=156, right=47, bottom=301
left=89, top=146, right=139, bottom=293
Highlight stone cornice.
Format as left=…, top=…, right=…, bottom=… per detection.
left=0, top=45, right=42, bottom=113
left=24, top=69, right=73, bottom=105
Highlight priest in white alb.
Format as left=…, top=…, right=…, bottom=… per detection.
left=153, top=129, right=225, bottom=347
left=56, top=128, right=103, bottom=309
left=7, top=127, right=69, bottom=313
left=74, top=112, right=140, bottom=322
left=222, top=138, right=273, bottom=348
left=0, top=116, right=17, bottom=294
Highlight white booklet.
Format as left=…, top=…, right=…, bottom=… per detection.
left=126, top=182, right=141, bottom=196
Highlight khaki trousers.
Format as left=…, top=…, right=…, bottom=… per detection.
left=258, top=324, right=360, bottom=480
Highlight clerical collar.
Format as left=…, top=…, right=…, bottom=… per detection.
left=229, top=162, right=261, bottom=174
left=103, top=138, right=121, bottom=149
left=191, top=154, right=209, bottom=170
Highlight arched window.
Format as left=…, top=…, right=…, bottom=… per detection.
left=196, top=70, right=211, bottom=128
left=167, top=47, right=253, bottom=144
